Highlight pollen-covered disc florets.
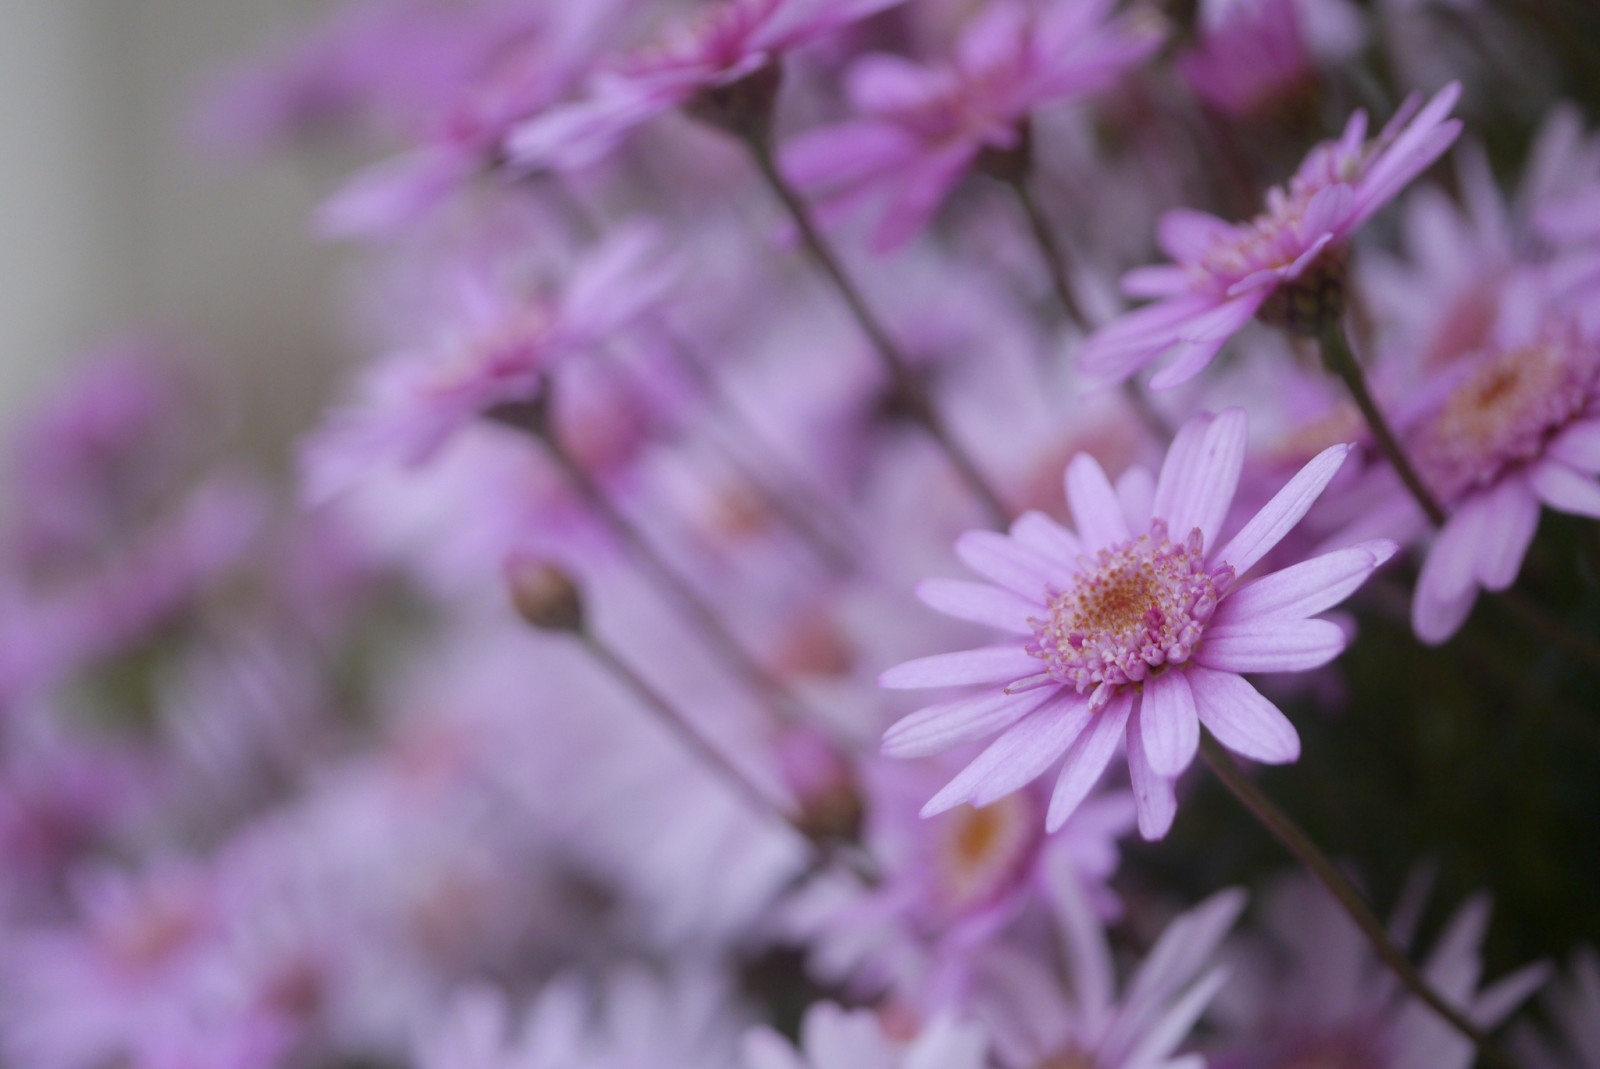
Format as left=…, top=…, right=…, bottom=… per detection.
left=1409, top=326, right=1600, bottom=504
left=1027, top=520, right=1232, bottom=700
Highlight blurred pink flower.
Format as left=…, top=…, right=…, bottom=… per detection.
left=744, top=1002, right=987, bottom=1069
left=1079, top=83, right=1462, bottom=389
left=1178, top=0, right=1312, bottom=117
left=880, top=409, right=1394, bottom=839
left=507, top=0, right=908, bottom=171
left=780, top=0, right=1160, bottom=251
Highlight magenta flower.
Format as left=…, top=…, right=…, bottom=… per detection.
left=779, top=0, right=1160, bottom=252
left=879, top=409, right=1395, bottom=839
left=1079, top=83, right=1462, bottom=390
left=1402, top=284, right=1600, bottom=642
left=508, top=0, right=908, bottom=172
left=1177, top=0, right=1313, bottom=118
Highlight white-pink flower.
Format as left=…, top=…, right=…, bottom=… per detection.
left=879, top=409, right=1395, bottom=839
left=1079, top=83, right=1462, bottom=389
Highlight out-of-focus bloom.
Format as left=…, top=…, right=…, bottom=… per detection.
left=1398, top=281, right=1600, bottom=642
left=1213, top=873, right=1547, bottom=1069
left=1513, top=949, right=1600, bottom=1069
left=1178, top=0, right=1313, bottom=117
left=977, top=873, right=1244, bottom=1069
left=507, top=0, right=908, bottom=171
left=307, top=223, right=676, bottom=476
left=1079, top=84, right=1462, bottom=389
left=743, top=1002, right=987, bottom=1069
left=784, top=759, right=1134, bottom=1007
left=780, top=0, right=1160, bottom=251
left=880, top=409, right=1394, bottom=839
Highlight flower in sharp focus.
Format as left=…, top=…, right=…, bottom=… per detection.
left=779, top=0, right=1161, bottom=252
left=507, top=0, right=909, bottom=172
left=743, top=1002, right=987, bottom=1069
left=1396, top=279, right=1600, bottom=643
left=879, top=408, right=1396, bottom=840
left=1078, top=83, right=1462, bottom=390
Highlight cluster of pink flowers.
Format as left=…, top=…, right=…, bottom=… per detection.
left=7, top=0, right=1600, bottom=1066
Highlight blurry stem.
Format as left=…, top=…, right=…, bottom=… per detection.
left=742, top=133, right=1013, bottom=526
left=1317, top=321, right=1447, bottom=527
left=1006, top=173, right=1172, bottom=443
left=577, top=625, right=871, bottom=880
left=1200, top=735, right=1516, bottom=1069
left=496, top=400, right=817, bottom=732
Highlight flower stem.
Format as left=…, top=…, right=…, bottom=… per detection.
left=742, top=134, right=1013, bottom=527
left=1199, top=735, right=1518, bottom=1069
left=491, top=398, right=820, bottom=733
left=1006, top=173, right=1171, bottom=443
left=576, top=624, right=873, bottom=881
left=1317, top=320, right=1447, bottom=527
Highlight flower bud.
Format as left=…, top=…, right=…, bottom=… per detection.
left=505, top=555, right=584, bottom=633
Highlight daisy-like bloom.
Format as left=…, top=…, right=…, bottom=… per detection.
left=1213, top=873, right=1547, bottom=1069
left=743, top=1002, right=987, bottom=1069
left=779, top=0, right=1161, bottom=252
left=507, top=0, right=908, bottom=172
left=1078, top=83, right=1462, bottom=390
left=879, top=409, right=1396, bottom=839
left=976, top=870, right=1244, bottom=1069
left=1398, top=280, right=1600, bottom=642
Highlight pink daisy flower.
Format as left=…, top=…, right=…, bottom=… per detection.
left=879, top=409, right=1395, bottom=840
left=1399, top=281, right=1600, bottom=643
left=507, top=0, right=908, bottom=172
left=779, top=0, right=1160, bottom=252
left=1078, top=83, right=1462, bottom=390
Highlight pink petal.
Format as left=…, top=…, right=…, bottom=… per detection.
left=1192, top=619, right=1347, bottom=673
left=916, top=578, right=1041, bottom=633
left=1127, top=706, right=1179, bottom=840
left=1528, top=459, right=1600, bottom=518
left=1122, top=265, right=1192, bottom=299
left=879, top=645, right=1039, bottom=689
left=956, top=530, right=1062, bottom=598
left=1186, top=665, right=1300, bottom=763
left=1046, top=691, right=1133, bottom=831
left=1418, top=496, right=1492, bottom=606
left=1215, top=443, right=1352, bottom=575
left=1474, top=477, right=1540, bottom=591
left=1139, top=670, right=1199, bottom=777
left=845, top=52, right=942, bottom=113
left=1147, top=294, right=1267, bottom=390
left=1066, top=454, right=1131, bottom=553
left=922, top=691, right=1095, bottom=815
left=883, top=686, right=1059, bottom=758
left=1411, top=570, right=1479, bottom=645
left=1009, top=510, right=1085, bottom=566
left=1157, top=208, right=1233, bottom=262
left=1152, top=409, right=1247, bottom=550
left=869, top=145, right=976, bottom=253
left=1214, top=540, right=1397, bottom=624
left=780, top=120, right=917, bottom=191
left=1117, top=466, right=1156, bottom=531
left=1077, top=295, right=1217, bottom=384
left=1547, top=419, right=1600, bottom=473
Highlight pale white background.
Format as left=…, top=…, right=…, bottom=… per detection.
left=0, top=0, right=344, bottom=452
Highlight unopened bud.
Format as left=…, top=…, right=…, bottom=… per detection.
left=505, top=555, right=584, bottom=633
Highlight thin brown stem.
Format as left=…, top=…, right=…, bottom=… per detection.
left=1317, top=321, right=1447, bottom=527
left=742, top=134, right=1013, bottom=526
left=1199, top=735, right=1517, bottom=1069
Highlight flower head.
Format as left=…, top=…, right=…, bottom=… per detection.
left=1079, top=83, right=1462, bottom=389
left=880, top=409, right=1394, bottom=839
left=508, top=0, right=908, bottom=172
left=780, top=0, right=1160, bottom=251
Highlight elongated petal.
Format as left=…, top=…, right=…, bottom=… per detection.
left=1140, top=670, right=1200, bottom=777
left=916, top=578, right=1040, bottom=633
left=1128, top=706, right=1180, bottom=840
left=1117, top=466, right=1156, bottom=531
left=922, top=693, right=1094, bottom=815
left=1547, top=418, right=1600, bottom=473
left=1215, top=444, right=1352, bottom=575
left=1186, top=665, right=1300, bottom=763
left=1193, top=619, right=1347, bottom=673
left=1009, top=511, right=1084, bottom=567
left=879, top=645, right=1037, bottom=689
left=1154, top=409, right=1247, bottom=549
left=1148, top=294, right=1267, bottom=390
left=1529, top=459, right=1600, bottom=518
left=1411, top=565, right=1480, bottom=645
left=1066, top=454, right=1131, bottom=553
left=1474, top=478, right=1541, bottom=591
left=882, top=686, right=1056, bottom=757
left=1214, top=540, right=1396, bottom=624
left=1046, top=692, right=1132, bottom=831
left=955, top=530, right=1063, bottom=598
